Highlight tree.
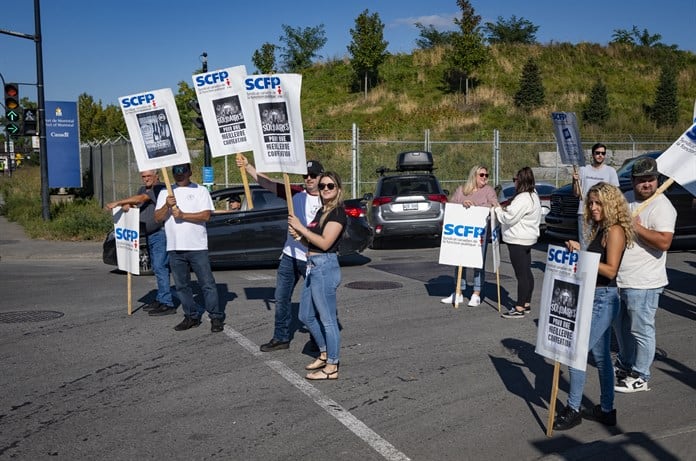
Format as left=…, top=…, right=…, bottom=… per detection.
left=347, top=9, right=389, bottom=93
left=414, top=22, right=455, bottom=49
left=582, top=79, right=609, bottom=125
left=649, top=66, right=678, bottom=128
left=278, top=24, right=327, bottom=72
left=252, top=43, right=277, bottom=74
left=444, top=0, right=488, bottom=93
left=513, top=58, right=545, bottom=109
left=610, top=26, right=665, bottom=47
left=483, top=15, right=539, bottom=45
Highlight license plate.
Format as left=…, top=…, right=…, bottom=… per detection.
left=403, top=203, right=418, bottom=211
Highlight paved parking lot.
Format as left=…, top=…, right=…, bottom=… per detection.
left=1, top=217, right=694, bottom=460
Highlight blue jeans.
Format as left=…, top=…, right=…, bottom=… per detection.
left=613, top=287, right=663, bottom=381
left=567, top=286, right=620, bottom=412
left=299, top=253, right=341, bottom=365
left=168, top=250, right=222, bottom=320
left=147, top=229, right=173, bottom=307
left=273, top=254, right=307, bottom=342
left=452, top=239, right=488, bottom=294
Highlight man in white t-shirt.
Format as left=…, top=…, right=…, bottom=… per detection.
left=154, top=163, right=224, bottom=333
left=572, top=143, right=619, bottom=248
left=237, top=155, right=323, bottom=352
left=614, top=156, right=676, bottom=393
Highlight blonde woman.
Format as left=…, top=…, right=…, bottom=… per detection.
left=441, top=165, right=498, bottom=306
left=288, top=172, right=346, bottom=380
left=554, top=182, right=634, bottom=430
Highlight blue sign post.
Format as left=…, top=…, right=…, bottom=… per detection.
left=46, top=101, right=81, bottom=188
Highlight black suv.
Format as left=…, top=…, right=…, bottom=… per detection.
left=544, top=151, right=696, bottom=247
left=364, top=151, right=448, bottom=246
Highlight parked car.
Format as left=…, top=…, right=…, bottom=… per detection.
left=364, top=151, right=448, bottom=247
left=103, top=185, right=373, bottom=271
left=497, top=181, right=556, bottom=232
left=544, top=152, right=696, bottom=247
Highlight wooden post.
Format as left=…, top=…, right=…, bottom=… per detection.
left=454, top=266, right=463, bottom=309
left=127, top=272, right=132, bottom=316
left=283, top=173, right=295, bottom=215
left=237, top=154, right=254, bottom=209
left=546, top=361, right=561, bottom=437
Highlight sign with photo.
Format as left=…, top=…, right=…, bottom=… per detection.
left=244, top=74, right=307, bottom=174
left=535, top=245, right=599, bottom=371
left=438, top=204, right=490, bottom=268
left=551, top=112, right=585, bottom=166
left=192, top=65, right=261, bottom=158
left=119, top=88, right=190, bottom=171
left=656, top=121, right=696, bottom=196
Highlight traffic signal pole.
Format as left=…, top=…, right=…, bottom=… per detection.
left=0, top=0, right=49, bottom=220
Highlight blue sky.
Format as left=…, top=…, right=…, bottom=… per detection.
left=2, top=0, right=694, bottom=107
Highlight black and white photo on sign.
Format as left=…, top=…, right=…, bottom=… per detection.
left=214, top=95, right=244, bottom=129
left=137, top=110, right=175, bottom=159
left=259, top=102, right=290, bottom=138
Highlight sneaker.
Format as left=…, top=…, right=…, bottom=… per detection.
left=582, top=404, right=617, bottom=426
left=173, top=317, right=202, bottom=331
left=441, top=293, right=464, bottom=304
left=260, top=338, right=290, bottom=352
left=614, top=363, right=630, bottom=381
left=501, top=308, right=525, bottom=319
left=524, top=304, right=531, bottom=312
left=615, top=373, right=649, bottom=393
left=467, top=294, right=481, bottom=307
left=553, top=406, right=582, bottom=431
left=210, top=319, right=224, bottom=333
left=142, top=301, right=161, bottom=312
left=148, top=305, right=177, bottom=316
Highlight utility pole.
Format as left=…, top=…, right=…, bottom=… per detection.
left=200, top=52, right=212, bottom=170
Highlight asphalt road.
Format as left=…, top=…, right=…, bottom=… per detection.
left=1, top=223, right=695, bottom=460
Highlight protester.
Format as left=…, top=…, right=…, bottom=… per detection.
left=614, top=157, right=676, bottom=393
left=105, top=169, right=175, bottom=316
left=288, top=172, right=346, bottom=380
left=494, top=167, right=541, bottom=318
left=553, top=182, right=634, bottom=430
left=228, top=194, right=242, bottom=211
left=441, top=164, right=498, bottom=306
left=572, top=143, right=619, bottom=248
left=236, top=154, right=323, bottom=352
left=154, top=163, right=225, bottom=333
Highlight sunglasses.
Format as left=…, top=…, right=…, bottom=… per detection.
left=302, top=173, right=319, bottom=180
left=593, top=151, right=606, bottom=156
left=478, top=173, right=489, bottom=178
left=172, top=166, right=189, bottom=174
left=318, top=182, right=336, bottom=191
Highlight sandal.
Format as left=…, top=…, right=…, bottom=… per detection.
left=306, top=365, right=339, bottom=380
left=305, top=357, right=327, bottom=370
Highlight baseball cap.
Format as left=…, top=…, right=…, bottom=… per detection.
left=631, top=157, right=658, bottom=177
left=306, top=160, right=324, bottom=176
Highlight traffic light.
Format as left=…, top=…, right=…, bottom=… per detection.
left=22, top=108, right=37, bottom=136
left=4, top=83, right=21, bottom=137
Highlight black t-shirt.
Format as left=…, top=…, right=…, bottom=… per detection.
left=307, top=206, right=347, bottom=253
left=586, top=229, right=622, bottom=287
left=139, top=183, right=167, bottom=235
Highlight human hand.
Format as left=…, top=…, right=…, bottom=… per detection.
left=565, top=240, right=581, bottom=252
left=235, top=154, right=248, bottom=168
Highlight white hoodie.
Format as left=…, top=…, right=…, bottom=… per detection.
left=494, top=191, right=541, bottom=246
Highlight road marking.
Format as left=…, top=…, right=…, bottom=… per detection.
left=239, top=273, right=275, bottom=281
left=221, top=324, right=411, bottom=461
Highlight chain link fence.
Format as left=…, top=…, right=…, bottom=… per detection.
left=82, top=127, right=675, bottom=206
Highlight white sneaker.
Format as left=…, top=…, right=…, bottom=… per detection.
left=615, top=374, right=649, bottom=393
left=468, top=294, right=481, bottom=307
left=441, top=293, right=464, bottom=304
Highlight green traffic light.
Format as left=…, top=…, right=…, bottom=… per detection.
left=6, top=123, right=20, bottom=134
left=6, top=109, right=20, bottom=122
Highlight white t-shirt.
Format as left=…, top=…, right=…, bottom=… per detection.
left=577, top=164, right=619, bottom=214
left=282, top=191, right=322, bottom=261
left=156, top=183, right=215, bottom=251
left=617, top=192, right=676, bottom=289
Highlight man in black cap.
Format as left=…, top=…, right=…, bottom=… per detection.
left=614, top=156, right=676, bottom=393
left=236, top=155, right=324, bottom=352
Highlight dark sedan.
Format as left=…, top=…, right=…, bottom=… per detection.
left=103, top=185, right=373, bottom=272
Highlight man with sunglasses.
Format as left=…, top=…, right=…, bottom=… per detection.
left=236, top=155, right=323, bottom=352
left=572, top=143, right=619, bottom=248
left=614, top=157, right=676, bottom=393
left=154, top=163, right=225, bottom=333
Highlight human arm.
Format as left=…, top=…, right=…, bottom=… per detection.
left=494, top=193, right=533, bottom=227
left=633, top=215, right=674, bottom=251
left=105, top=193, right=150, bottom=211
left=449, top=186, right=466, bottom=204
left=236, top=154, right=289, bottom=198
left=572, top=168, right=582, bottom=198
left=598, top=225, right=626, bottom=280
left=288, top=212, right=344, bottom=252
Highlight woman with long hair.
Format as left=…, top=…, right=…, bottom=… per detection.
left=494, top=167, right=542, bottom=318
left=554, top=182, right=634, bottom=430
left=288, top=171, right=346, bottom=380
left=441, top=164, right=498, bottom=306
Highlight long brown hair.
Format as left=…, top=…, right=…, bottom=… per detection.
left=318, top=171, right=344, bottom=227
